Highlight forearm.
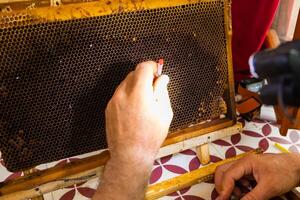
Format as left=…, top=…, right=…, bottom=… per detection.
left=93, top=156, right=154, bottom=200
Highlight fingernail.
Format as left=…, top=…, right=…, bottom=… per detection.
left=166, top=77, right=169, bottom=85
left=160, top=75, right=169, bottom=85
left=215, top=196, right=221, bottom=200
left=164, top=75, right=170, bottom=85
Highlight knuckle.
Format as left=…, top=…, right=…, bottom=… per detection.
left=127, top=71, right=135, bottom=78
left=112, top=86, right=125, bottom=101
left=245, top=154, right=258, bottom=162
left=109, top=95, right=117, bottom=105
left=107, top=93, right=121, bottom=110
left=136, top=61, right=156, bottom=70
left=215, top=165, right=222, bottom=172
left=113, top=91, right=122, bottom=100
left=135, top=62, right=146, bottom=71
left=247, top=154, right=256, bottom=159
left=216, top=164, right=227, bottom=172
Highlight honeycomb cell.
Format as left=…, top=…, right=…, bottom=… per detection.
left=0, top=1, right=233, bottom=171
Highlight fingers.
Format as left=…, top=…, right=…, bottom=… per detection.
left=116, top=61, right=171, bottom=110
left=153, top=75, right=173, bottom=121
left=114, top=61, right=157, bottom=96
left=214, top=161, right=235, bottom=194
left=232, top=186, right=242, bottom=198
left=134, top=61, right=157, bottom=89
left=215, top=156, right=255, bottom=200
left=153, top=75, right=170, bottom=99
left=240, top=181, right=271, bottom=200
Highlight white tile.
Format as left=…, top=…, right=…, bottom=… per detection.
left=260, top=105, right=277, bottom=122
left=52, top=187, right=75, bottom=200
left=82, top=178, right=99, bottom=190
left=210, top=143, right=227, bottom=159
left=0, top=165, right=16, bottom=182
left=165, top=152, right=194, bottom=171
left=209, top=142, right=224, bottom=158
left=51, top=178, right=99, bottom=200
left=187, top=182, right=215, bottom=199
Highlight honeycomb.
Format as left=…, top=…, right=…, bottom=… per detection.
left=0, top=1, right=232, bottom=171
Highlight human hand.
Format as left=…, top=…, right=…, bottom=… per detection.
left=215, top=153, right=300, bottom=200
left=95, top=61, right=173, bottom=200
left=105, top=61, right=173, bottom=167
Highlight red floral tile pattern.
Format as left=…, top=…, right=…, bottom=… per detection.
left=53, top=158, right=96, bottom=200
left=242, top=123, right=290, bottom=151
left=286, top=130, right=300, bottom=153
left=59, top=185, right=96, bottom=200
left=3, top=171, right=23, bottom=182
left=0, top=119, right=300, bottom=199
left=213, top=133, right=254, bottom=158
left=168, top=187, right=206, bottom=199
left=150, top=155, right=189, bottom=184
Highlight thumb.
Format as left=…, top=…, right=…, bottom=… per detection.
left=241, top=182, right=272, bottom=200
left=153, top=75, right=173, bottom=118
left=153, top=75, right=170, bottom=100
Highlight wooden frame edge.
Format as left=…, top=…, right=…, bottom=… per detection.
left=0, top=0, right=224, bottom=23
left=158, top=123, right=241, bottom=158
left=146, top=148, right=262, bottom=200
left=0, top=123, right=242, bottom=199
left=163, top=119, right=234, bottom=146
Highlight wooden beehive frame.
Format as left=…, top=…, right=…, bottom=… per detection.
left=0, top=0, right=238, bottom=199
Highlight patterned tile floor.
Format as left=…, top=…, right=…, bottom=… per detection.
left=1, top=106, right=300, bottom=200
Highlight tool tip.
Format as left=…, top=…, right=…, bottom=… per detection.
left=159, top=59, right=164, bottom=65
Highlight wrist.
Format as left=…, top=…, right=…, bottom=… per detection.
left=109, top=145, right=158, bottom=169
left=98, top=155, right=154, bottom=200
left=101, top=148, right=156, bottom=186
left=108, top=150, right=155, bottom=174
